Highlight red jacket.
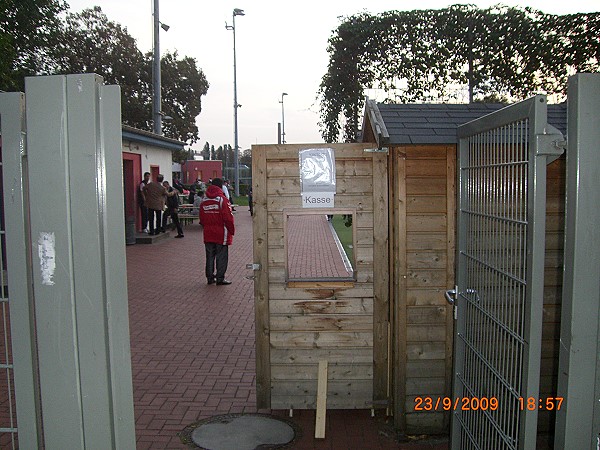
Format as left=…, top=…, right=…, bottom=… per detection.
left=199, top=185, right=235, bottom=245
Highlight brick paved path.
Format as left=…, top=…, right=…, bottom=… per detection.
left=126, top=206, right=448, bottom=449
left=127, top=209, right=256, bottom=449
left=287, top=215, right=351, bottom=279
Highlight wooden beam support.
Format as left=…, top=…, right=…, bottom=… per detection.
left=315, top=360, right=328, bottom=439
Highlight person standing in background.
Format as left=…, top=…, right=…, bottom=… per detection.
left=138, top=172, right=151, bottom=232
left=199, top=178, right=235, bottom=285
left=143, top=174, right=167, bottom=235
left=162, top=180, right=184, bottom=238
left=173, top=176, right=185, bottom=193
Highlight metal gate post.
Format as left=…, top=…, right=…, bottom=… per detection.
left=24, top=74, right=136, bottom=448
left=0, top=93, right=43, bottom=448
left=555, top=74, right=600, bottom=450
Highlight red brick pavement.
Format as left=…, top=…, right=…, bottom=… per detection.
left=126, top=206, right=448, bottom=449
left=287, top=215, right=351, bottom=279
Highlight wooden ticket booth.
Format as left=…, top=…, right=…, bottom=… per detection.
left=251, top=143, right=390, bottom=416
left=251, top=101, right=566, bottom=435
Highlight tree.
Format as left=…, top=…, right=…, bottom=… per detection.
left=318, top=6, right=600, bottom=142
left=47, top=7, right=209, bottom=144
left=240, top=148, right=252, bottom=166
left=0, top=0, right=67, bottom=91
left=201, top=142, right=210, bottom=160
left=159, top=50, right=209, bottom=144
left=49, top=7, right=148, bottom=129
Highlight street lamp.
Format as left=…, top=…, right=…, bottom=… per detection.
left=280, top=92, right=288, bottom=144
left=152, top=0, right=169, bottom=135
left=226, top=8, right=245, bottom=197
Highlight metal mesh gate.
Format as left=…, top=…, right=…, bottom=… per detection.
left=451, top=96, right=564, bottom=449
left=0, top=139, right=17, bottom=450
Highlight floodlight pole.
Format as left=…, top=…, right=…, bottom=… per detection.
left=152, top=0, right=169, bottom=135
left=226, top=8, right=244, bottom=197
left=280, top=92, right=288, bottom=144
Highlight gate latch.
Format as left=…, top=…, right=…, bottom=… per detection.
left=445, top=288, right=457, bottom=305
left=246, top=263, right=261, bottom=270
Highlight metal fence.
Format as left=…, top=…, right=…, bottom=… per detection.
left=0, top=130, right=17, bottom=450
left=452, top=96, right=563, bottom=449
left=0, top=92, right=41, bottom=449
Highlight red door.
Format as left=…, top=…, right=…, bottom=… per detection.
left=122, top=152, right=142, bottom=230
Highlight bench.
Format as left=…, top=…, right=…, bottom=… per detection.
left=177, top=204, right=196, bottom=225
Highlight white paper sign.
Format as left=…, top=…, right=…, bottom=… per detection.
left=299, top=148, right=336, bottom=208
left=301, top=192, right=335, bottom=208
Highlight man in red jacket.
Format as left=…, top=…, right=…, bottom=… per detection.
left=199, top=178, right=235, bottom=285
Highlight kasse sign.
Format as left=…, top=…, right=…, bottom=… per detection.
left=301, top=192, right=335, bottom=207
left=299, top=148, right=336, bottom=208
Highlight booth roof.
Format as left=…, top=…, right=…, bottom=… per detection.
left=363, top=100, right=567, bottom=146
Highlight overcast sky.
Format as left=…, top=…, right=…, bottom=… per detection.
left=65, top=0, right=598, bottom=151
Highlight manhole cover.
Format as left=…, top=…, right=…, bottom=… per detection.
left=179, top=413, right=300, bottom=450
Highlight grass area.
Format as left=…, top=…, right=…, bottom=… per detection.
left=232, top=195, right=249, bottom=206
left=331, top=215, right=354, bottom=267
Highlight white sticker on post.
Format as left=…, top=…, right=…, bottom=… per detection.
left=38, top=232, right=56, bottom=286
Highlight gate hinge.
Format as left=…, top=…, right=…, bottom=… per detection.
left=536, top=125, right=565, bottom=164
left=364, top=147, right=389, bottom=154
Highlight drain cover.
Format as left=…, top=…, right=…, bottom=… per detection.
left=180, top=413, right=299, bottom=450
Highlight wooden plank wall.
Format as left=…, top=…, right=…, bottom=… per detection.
left=538, top=156, right=565, bottom=434
left=391, top=145, right=455, bottom=433
left=253, top=143, right=389, bottom=411
left=390, top=145, right=565, bottom=435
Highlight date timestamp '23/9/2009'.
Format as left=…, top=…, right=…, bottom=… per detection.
left=414, top=397, right=564, bottom=412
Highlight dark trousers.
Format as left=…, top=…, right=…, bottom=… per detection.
left=140, top=204, right=148, bottom=230
left=148, top=208, right=163, bottom=234
left=162, top=208, right=183, bottom=235
left=205, top=243, right=229, bottom=282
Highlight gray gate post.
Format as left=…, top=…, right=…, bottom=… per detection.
left=24, top=74, right=136, bottom=448
left=555, top=74, right=600, bottom=450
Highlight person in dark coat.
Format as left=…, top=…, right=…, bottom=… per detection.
left=173, top=176, right=185, bottom=194
left=138, top=172, right=151, bottom=232
left=162, top=181, right=184, bottom=238
left=142, top=174, right=167, bottom=235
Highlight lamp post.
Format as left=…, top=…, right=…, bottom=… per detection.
left=152, top=0, right=169, bottom=135
left=280, top=92, right=288, bottom=144
left=226, top=8, right=245, bottom=197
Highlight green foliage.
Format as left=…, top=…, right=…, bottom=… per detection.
left=331, top=215, right=354, bottom=266
left=2, top=4, right=209, bottom=145
left=49, top=7, right=150, bottom=129
left=201, top=142, right=210, bottom=160
left=172, top=148, right=193, bottom=164
left=240, top=148, right=252, bottom=166
left=0, top=0, right=67, bottom=91
left=318, top=5, right=600, bottom=142
left=49, top=7, right=209, bottom=144
left=159, top=50, right=209, bottom=143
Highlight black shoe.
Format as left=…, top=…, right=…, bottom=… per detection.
left=216, top=280, right=232, bottom=285
left=175, top=234, right=184, bottom=238
left=207, top=278, right=215, bottom=285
